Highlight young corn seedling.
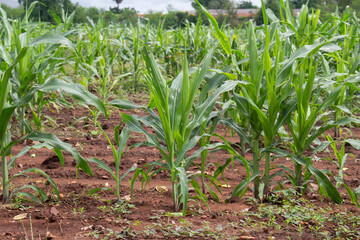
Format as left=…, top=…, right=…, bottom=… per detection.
left=325, top=136, right=360, bottom=208
left=84, top=110, right=137, bottom=202
left=197, top=0, right=297, bottom=200
left=111, top=48, right=238, bottom=215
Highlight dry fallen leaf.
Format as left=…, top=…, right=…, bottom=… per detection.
left=154, top=185, right=168, bottom=193
left=121, top=195, right=131, bottom=201
left=219, top=184, right=231, bottom=188
left=309, top=183, right=319, bottom=192
left=13, top=213, right=28, bottom=220
left=239, top=236, right=255, bottom=240
left=240, top=207, right=251, bottom=212
left=81, top=225, right=94, bottom=231
left=45, top=231, right=54, bottom=239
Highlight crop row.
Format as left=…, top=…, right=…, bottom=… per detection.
left=1, top=1, right=360, bottom=215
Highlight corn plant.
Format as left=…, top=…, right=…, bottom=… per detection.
left=0, top=69, right=106, bottom=204
left=111, top=48, right=238, bottom=215
left=0, top=7, right=107, bottom=203
left=197, top=0, right=296, bottom=200
left=196, top=0, right=360, bottom=202
left=83, top=109, right=137, bottom=201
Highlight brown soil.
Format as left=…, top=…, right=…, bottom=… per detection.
left=1, top=98, right=360, bottom=240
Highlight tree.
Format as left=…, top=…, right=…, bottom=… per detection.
left=291, top=0, right=320, bottom=8
left=18, top=0, right=75, bottom=22
left=238, top=1, right=258, bottom=9
left=114, top=0, right=123, bottom=9
left=1, top=4, right=25, bottom=19
left=315, top=0, right=360, bottom=16
left=118, top=8, right=138, bottom=25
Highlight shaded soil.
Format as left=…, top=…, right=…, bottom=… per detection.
left=1, top=97, right=360, bottom=239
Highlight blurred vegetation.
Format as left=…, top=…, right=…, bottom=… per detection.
left=0, top=0, right=358, bottom=27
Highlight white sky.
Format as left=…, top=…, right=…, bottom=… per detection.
left=0, top=0, right=261, bottom=13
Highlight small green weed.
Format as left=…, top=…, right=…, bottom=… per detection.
left=97, top=200, right=136, bottom=215
left=244, top=189, right=360, bottom=239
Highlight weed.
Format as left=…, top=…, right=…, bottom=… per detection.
left=73, top=207, right=86, bottom=216
left=97, top=200, right=136, bottom=215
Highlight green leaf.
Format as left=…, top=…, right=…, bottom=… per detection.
left=230, top=173, right=259, bottom=198
left=25, top=132, right=93, bottom=176
left=110, top=99, right=144, bottom=110
left=87, top=158, right=115, bottom=179
left=10, top=168, right=60, bottom=200
left=29, top=33, right=76, bottom=52
left=176, top=167, right=189, bottom=216
left=33, top=78, right=107, bottom=117
left=195, top=0, right=231, bottom=55
left=345, top=139, right=360, bottom=150
left=121, top=113, right=162, bottom=149
left=292, top=156, right=342, bottom=203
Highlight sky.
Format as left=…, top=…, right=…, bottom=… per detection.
left=0, top=0, right=261, bottom=13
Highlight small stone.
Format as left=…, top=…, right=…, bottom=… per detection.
left=59, top=194, right=64, bottom=198
left=105, top=218, right=112, bottom=223
left=239, top=236, right=255, bottom=240
left=50, top=207, right=59, bottom=216
left=18, top=163, right=23, bottom=168
left=101, top=175, right=109, bottom=180
left=104, top=182, right=109, bottom=187
left=30, top=154, right=36, bottom=158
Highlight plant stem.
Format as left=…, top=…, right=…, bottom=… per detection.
left=199, top=123, right=207, bottom=194
left=241, top=139, right=246, bottom=157
left=21, top=107, right=26, bottom=136
left=252, top=138, right=260, bottom=199
left=333, top=112, right=339, bottom=138
left=2, top=156, right=9, bottom=203
left=294, top=161, right=302, bottom=194
left=263, top=151, right=271, bottom=196
left=172, top=180, right=178, bottom=212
